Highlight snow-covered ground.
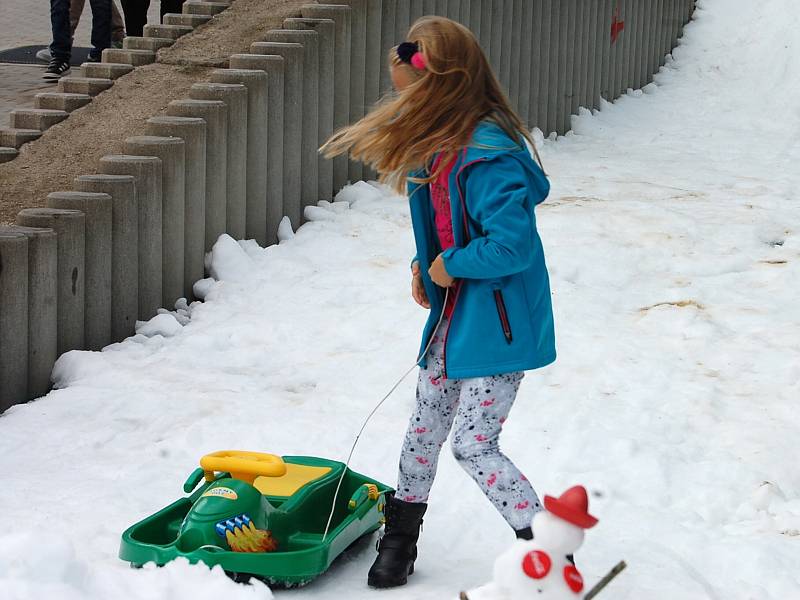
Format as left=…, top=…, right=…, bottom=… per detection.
left=1, top=0, right=798, bottom=598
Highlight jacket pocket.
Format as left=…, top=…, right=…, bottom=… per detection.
left=493, top=289, right=513, bottom=344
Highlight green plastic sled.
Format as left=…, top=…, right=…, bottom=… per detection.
left=119, top=451, right=393, bottom=586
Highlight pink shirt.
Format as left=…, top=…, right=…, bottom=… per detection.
left=430, top=154, right=458, bottom=318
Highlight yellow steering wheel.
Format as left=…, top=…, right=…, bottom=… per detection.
left=200, top=450, right=287, bottom=484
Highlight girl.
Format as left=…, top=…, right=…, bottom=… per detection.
left=321, top=16, right=555, bottom=589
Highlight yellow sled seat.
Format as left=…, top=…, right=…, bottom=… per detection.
left=253, top=463, right=333, bottom=498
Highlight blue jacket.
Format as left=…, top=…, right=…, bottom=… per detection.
left=408, top=121, right=556, bottom=379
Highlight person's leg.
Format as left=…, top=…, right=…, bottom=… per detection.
left=69, top=0, right=86, bottom=36
left=369, top=321, right=462, bottom=588
left=160, top=0, right=185, bottom=21
left=450, top=371, right=542, bottom=531
left=87, top=0, right=112, bottom=60
left=110, top=0, right=126, bottom=43
left=396, top=323, right=463, bottom=503
left=49, top=0, right=72, bottom=62
left=119, top=0, right=148, bottom=38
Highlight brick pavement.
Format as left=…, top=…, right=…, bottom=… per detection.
left=0, top=0, right=161, bottom=126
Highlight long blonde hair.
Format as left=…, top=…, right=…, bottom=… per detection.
left=320, top=15, right=536, bottom=193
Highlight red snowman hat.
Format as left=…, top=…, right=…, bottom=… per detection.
left=543, top=485, right=598, bottom=529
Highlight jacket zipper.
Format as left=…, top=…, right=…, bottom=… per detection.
left=441, top=154, right=489, bottom=379
left=493, top=290, right=513, bottom=343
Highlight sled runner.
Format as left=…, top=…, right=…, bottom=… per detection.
left=119, top=451, right=392, bottom=586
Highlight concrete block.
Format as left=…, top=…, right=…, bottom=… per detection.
left=600, top=0, right=614, bottom=101
left=536, top=0, right=552, bottom=135
left=145, top=117, right=206, bottom=300
left=586, top=0, right=601, bottom=109
left=164, top=13, right=212, bottom=27
left=0, top=147, right=18, bottom=163
left=555, top=0, right=570, bottom=134
left=508, top=0, right=523, bottom=115
left=10, top=109, right=69, bottom=132
left=0, top=128, right=42, bottom=149
left=167, top=99, right=228, bottom=252
left=34, top=92, right=92, bottom=112
left=102, top=48, right=156, bottom=66
left=327, top=0, right=365, bottom=183
left=123, top=36, right=174, bottom=52
left=57, top=76, right=114, bottom=96
left=479, top=0, right=492, bottom=66
left=75, top=174, right=138, bottom=342
left=500, top=0, right=514, bottom=98
left=143, top=24, right=194, bottom=40
left=375, top=0, right=395, bottom=95
left=1, top=226, right=57, bottom=400
left=46, top=192, right=113, bottom=351
left=183, top=1, right=229, bottom=16
left=518, top=0, right=533, bottom=126
left=570, top=1, right=591, bottom=112
left=285, top=17, right=336, bottom=202
left=467, top=0, right=482, bottom=39
left=562, top=0, right=576, bottom=129
left=190, top=82, right=248, bottom=241
left=617, top=0, right=631, bottom=97
left=489, top=0, right=502, bottom=73
left=210, top=68, right=269, bottom=246
left=361, top=2, right=381, bottom=112
left=99, top=155, right=163, bottom=321
left=80, top=62, right=135, bottom=79
left=0, top=231, right=29, bottom=411
left=262, top=31, right=319, bottom=211
left=301, top=4, right=350, bottom=192
left=16, top=208, right=86, bottom=357
left=124, top=136, right=185, bottom=309
left=229, top=54, right=284, bottom=244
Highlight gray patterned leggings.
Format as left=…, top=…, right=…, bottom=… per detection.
left=396, top=319, right=542, bottom=530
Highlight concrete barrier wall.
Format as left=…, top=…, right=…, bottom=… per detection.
left=1, top=0, right=696, bottom=410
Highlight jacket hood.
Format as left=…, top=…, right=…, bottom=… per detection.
left=410, top=120, right=549, bottom=203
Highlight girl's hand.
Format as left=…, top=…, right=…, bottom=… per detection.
left=411, top=261, right=430, bottom=309
left=429, top=254, right=455, bottom=288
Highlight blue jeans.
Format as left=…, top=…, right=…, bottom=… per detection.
left=50, top=0, right=111, bottom=62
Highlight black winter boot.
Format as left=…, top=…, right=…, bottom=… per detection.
left=514, top=527, right=533, bottom=540
left=367, top=495, right=427, bottom=588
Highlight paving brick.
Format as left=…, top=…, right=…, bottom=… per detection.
left=123, top=36, right=175, bottom=52
left=57, top=77, right=114, bottom=96
left=101, top=48, right=156, bottom=66
left=183, top=2, right=231, bottom=17
left=143, top=24, right=194, bottom=40
left=34, top=92, right=92, bottom=112
left=80, top=62, right=135, bottom=80
left=164, top=13, right=212, bottom=27
left=0, top=147, right=19, bottom=163
left=0, top=128, right=42, bottom=148
left=10, top=109, right=69, bottom=131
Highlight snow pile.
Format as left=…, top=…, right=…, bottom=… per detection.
left=0, top=532, right=272, bottom=600
left=1, top=1, right=800, bottom=599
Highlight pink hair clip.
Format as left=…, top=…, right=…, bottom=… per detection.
left=410, top=52, right=427, bottom=70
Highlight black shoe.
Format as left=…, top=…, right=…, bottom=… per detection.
left=43, top=59, right=71, bottom=80
left=367, top=495, right=427, bottom=588
left=86, top=53, right=101, bottom=63
left=514, top=526, right=534, bottom=540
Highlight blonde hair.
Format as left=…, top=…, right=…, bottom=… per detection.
left=320, top=15, right=536, bottom=193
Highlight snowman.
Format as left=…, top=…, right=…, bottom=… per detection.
left=471, top=485, right=598, bottom=600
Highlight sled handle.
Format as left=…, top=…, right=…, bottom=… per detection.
left=184, top=468, right=205, bottom=493
left=200, top=450, right=287, bottom=484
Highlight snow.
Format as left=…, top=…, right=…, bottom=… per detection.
left=2, top=0, right=799, bottom=599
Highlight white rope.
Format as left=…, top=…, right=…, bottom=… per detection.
left=321, top=287, right=450, bottom=541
